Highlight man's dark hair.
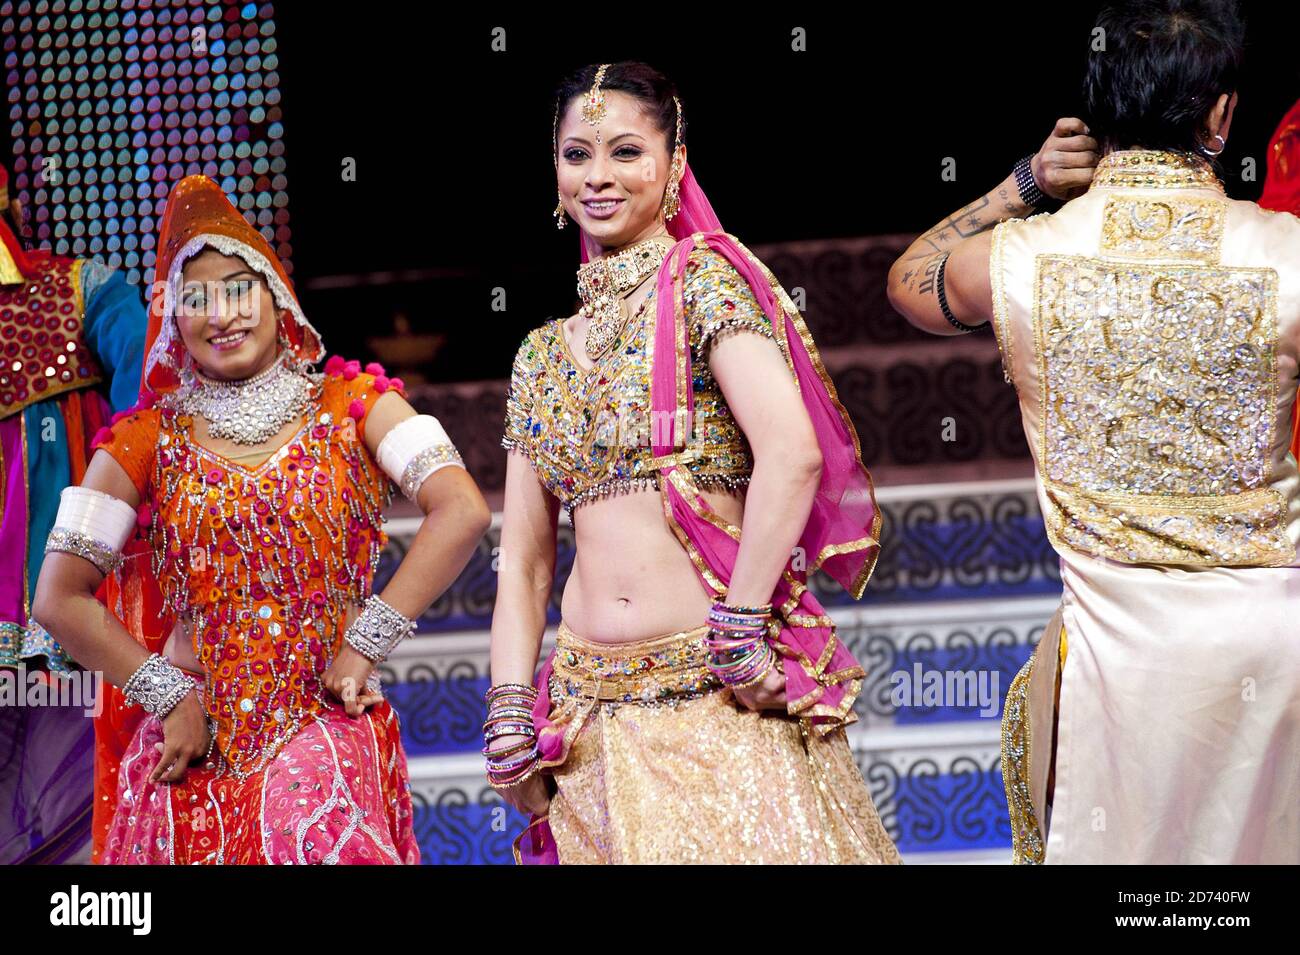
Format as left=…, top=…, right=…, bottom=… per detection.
left=1084, top=0, right=1245, bottom=154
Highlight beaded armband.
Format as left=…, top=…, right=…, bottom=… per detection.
left=122, top=653, right=194, bottom=718
left=375, top=414, right=465, bottom=503
left=935, top=251, right=988, bottom=333
left=344, top=594, right=417, bottom=663
left=43, top=486, right=138, bottom=575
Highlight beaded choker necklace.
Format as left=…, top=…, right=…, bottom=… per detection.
left=176, top=351, right=316, bottom=445
left=577, top=235, right=675, bottom=359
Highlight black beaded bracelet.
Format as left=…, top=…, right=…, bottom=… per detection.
left=1014, top=153, right=1047, bottom=208
left=935, top=251, right=987, bottom=333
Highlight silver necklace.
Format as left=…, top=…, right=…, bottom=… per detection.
left=176, top=352, right=316, bottom=446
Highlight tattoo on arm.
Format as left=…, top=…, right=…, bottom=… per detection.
left=901, top=251, right=948, bottom=293
left=904, top=194, right=993, bottom=260
left=917, top=252, right=945, bottom=297
left=997, top=186, right=1019, bottom=215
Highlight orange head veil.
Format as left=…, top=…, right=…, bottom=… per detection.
left=139, top=175, right=323, bottom=397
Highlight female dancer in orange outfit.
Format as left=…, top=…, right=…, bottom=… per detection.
left=34, top=176, right=491, bottom=863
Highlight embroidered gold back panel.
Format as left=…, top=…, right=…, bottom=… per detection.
left=1033, top=192, right=1294, bottom=566
left=501, top=248, right=777, bottom=511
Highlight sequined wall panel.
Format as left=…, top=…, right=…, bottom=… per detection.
left=1, top=2, right=290, bottom=290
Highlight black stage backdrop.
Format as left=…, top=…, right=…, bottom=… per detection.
left=9, top=4, right=1300, bottom=383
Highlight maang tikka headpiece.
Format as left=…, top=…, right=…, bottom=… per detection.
left=582, top=63, right=610, bottom=144
left=551, top=67, right=685, bottom=227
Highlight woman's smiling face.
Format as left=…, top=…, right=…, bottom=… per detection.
left=555, top=89, right=682, bottom=253
left=175, top=247, right=281, bottom=381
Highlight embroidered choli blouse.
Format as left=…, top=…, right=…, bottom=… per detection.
left=501, top=246, right=789, bottom=511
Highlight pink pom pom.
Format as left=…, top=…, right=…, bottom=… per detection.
left=343, top=359, right=361, bottom=381
left=347, top=399, right=366, bottom=421
left=373, top=375, right=390, bottom=393
left=110, top=410, right=127, bottom=424
left=365, top=362, right=385, bottom=377
left=91, top=426, right=114, bottom=448
left=324, top=354, right=346, bottom=376
left=389, top=377, right=405, bottom=394
left=136, top=503, right=152, bottom=528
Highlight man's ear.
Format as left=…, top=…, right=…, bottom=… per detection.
left=1207, top=91, right=1237, bottom=145
left=1219, top=90, right=1239, bottom=142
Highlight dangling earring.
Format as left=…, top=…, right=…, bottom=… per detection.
left=178, top=339, right=197, bottom=383
left=277, top=315, right=307, bottom=374
left=170, top=314, right=197, bottom=383
left=1199, top=133, right=1226, bottom=157
left=661, top=164, right=681, bottom=222
left=553, top=190, right=567, bottom=230
left=661, top=95, right=686, bottom=223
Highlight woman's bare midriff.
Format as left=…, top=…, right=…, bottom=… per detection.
left=560, top=484, right=746, bottom=645
left=552, top=289, right=751, bottom=645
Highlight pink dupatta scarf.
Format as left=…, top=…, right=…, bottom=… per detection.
left=513, top=162, right=883, bottom=864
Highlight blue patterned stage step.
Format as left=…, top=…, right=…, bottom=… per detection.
left=375, top=478, right=1060, bottom=864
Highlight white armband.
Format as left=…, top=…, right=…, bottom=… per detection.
left=376, top=414, right=465, bottom=502
left=44, top=486, right=138, bottom=575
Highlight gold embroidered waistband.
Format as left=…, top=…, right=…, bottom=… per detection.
left=551, top=620, right=722, bottom=703
left=1044, top=480, right=1296, bottom=567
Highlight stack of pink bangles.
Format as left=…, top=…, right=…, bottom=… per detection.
left=483, top=683, right=540, bottom=789
left=704, top=601, right=777, bottom=689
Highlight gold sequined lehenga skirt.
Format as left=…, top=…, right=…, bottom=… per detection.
left=538, top=621, right=903, bottom=864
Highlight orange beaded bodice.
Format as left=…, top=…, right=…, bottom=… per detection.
left=98, top=369, right=398, bottom=779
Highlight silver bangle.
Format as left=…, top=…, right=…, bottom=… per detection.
left=344, top=595, right=417, bottom=663
left=44, top=528, right=125, bottom=576
left=375, top=414, right=466, bottom=503
left=122, top=653, right=193, bottom=718
left=399, top=444, right=464, bottom=501
left=45, top=486, right=137, bottom=575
